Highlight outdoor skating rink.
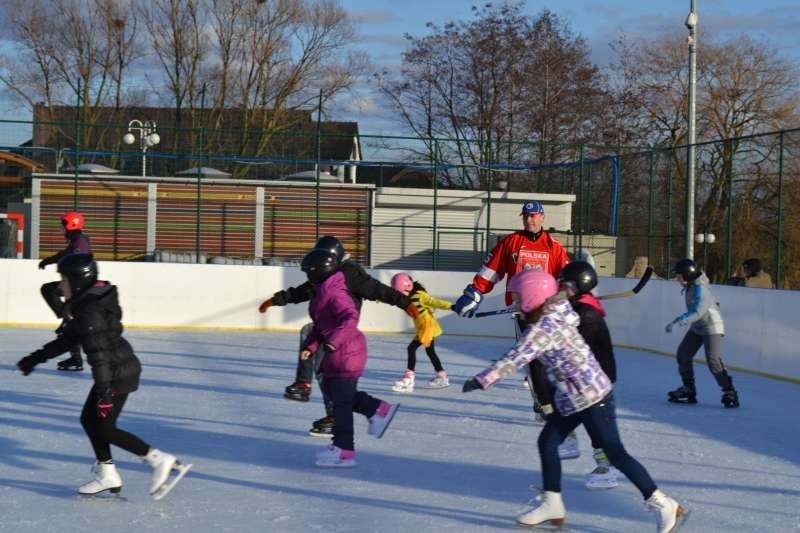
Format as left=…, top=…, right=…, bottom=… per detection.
left=2, top=327, right=798, bottom=532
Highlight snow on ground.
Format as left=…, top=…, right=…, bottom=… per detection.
left=1, top=326, right=799, bottom=532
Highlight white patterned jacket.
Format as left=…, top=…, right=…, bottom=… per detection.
left=474, top=293, right=612, bottom=416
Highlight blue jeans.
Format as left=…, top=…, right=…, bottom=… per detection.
left=538, top=392, right=657, bottom=499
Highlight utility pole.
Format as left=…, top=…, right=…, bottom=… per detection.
left=685, top=0, right=698, bottom=260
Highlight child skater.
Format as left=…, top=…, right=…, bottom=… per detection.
left=666, top=258, right=739, bottom=407
left=299, top=248, right=399, bottom=467
left=17, top=253, right=191, bottom=500
left=462, top=269, right=686, bottom=532
left=558, top=261, right=620, bottom=490
left=390, top=272, right=454, bottom=392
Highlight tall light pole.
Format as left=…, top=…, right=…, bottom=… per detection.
left=123, top=120, right=160, bottom=177
left=685, top=1, right=698, bottom=259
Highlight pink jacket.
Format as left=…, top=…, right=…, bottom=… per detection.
left=303, top=271, right=367, bottom=379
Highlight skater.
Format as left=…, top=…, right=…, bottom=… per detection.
left=17, top=253, right=191, bottom=499
left=390, top=272, right=454, bottom=392
left=462, top=269, right=686, bottom=532
left=259, top=236, right=413, bottom=436
left=38, top=211, right=91, bottom=371
left=666, top=258, right=739, bottom=408
left=558, top=261, right=619, bottom=490
left=299, top=248, right=399, bottom=467
left=452, top=200, right=578, bottom=458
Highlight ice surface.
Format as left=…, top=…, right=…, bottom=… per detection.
left=1, top=327, right=798, bottom=532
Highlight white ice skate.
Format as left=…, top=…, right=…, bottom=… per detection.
left=368, top=401, right=400, bottom=438
left=425, top=371, right=450, bottom=389
left=646, top=489, right=687, bottom=533
left=77, top=460, right=123, bottom=496
left=315, top=444, right=357, bottom=468
left=145, top=448, right=192, bottom=500
left=586, top=448, right=619, bottom=490
left=391, top=370, right=415, bottom=393
left=558, top=433, right=580, bottom=460
left=516, top=490, right=565, bottom=528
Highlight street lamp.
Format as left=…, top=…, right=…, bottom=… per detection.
left=122, top=120, right=160, bottom=176
left=695, top=232, right=715, bottom=270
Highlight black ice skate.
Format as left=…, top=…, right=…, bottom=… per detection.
left=721, top=388, right=739, bottom=408
left=667, top=384, right=697, bottom=404
left=57, top=357, right=83, bottom=371
left=309, top=416, right=334, bottom=437
left=284, top=381, right=311, bottom=402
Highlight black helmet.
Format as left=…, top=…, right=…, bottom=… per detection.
left=313, top=236, right=346, bottom=263
left=301, top=248, right=339, bottom=284
left=559, top=261, right=597, bottom=295
left=57, top=253, right=98, bottom=295
left=672, top=258, right=701, bottom=281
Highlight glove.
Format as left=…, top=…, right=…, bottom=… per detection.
left=300, top=349, right=313, bottom=361
left=271, top=290, right=290, bottom=307
left=38, top=259, right=48, bottom=270
left=462, top=378, right=482, bottom=393
left=540, top=403, right=556, bottom=422
left=258, top=298, right=273, bottom=313
left=96, top=388, right=114, bottom=419
left=665, top=322, right=674, bottom=333
left=454, top=284, right=483, bottom=318
left=17, top=354, right=41, bottom=376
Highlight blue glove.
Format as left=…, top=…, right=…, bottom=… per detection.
left=454, top=284, right=483, bottom=317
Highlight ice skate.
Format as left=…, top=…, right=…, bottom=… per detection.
left=721, top=388, right=739, bottom=408
left=308, top=415, right=334, bottom=437
left=391, top=370, right=415, bottom=393
left=77, top=460, right=122, bottom=496
left=645, top=489, right=687, bottom=533
left=145, top=448, right=192, bottom=500
left=558, top=433, right=580, bottom=460
left=585, top=449, right=618, bottom=490
left=57, top=352, right=83, bottom=371
left=667, top=382, right=697, bottom=404
left=315, top=444, right=356, bottom=468
left=284, top=380, right=312, bottom=402
left=368, top=401, right=400, bottom=438
left=425, top=371, right=450, bottom=389
left=516, top=490, right=565, bottom=528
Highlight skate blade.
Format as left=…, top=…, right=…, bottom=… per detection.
left=515, top=518, right=570, bottom=530
left=57, top=367, right=84, bottom=371
left=668, top=506, right=691, bottom=532
left=585, top=481, right=619, bottom=490
left=78, top=492, right=126, bottom=502
left=424, top=383, right=450, bottom=389
left=391, top=386, right=414, bottom=393
left=308, top=430, right=333, bottom=438
left=283, top=393, right=310, bottom=402
left=314, top=459, right=357, bottom=468
left=151, top=462, right=192, bottom=501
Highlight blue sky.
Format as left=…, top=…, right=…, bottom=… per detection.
left=2, top=1, right=800, bottom=140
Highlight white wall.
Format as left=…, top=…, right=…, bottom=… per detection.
left=2, top=259, right=798, bottom=381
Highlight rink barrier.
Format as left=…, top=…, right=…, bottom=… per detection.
left=1, top=258, right=798, bottom=382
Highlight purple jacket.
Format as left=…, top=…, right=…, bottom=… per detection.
left=303, top=271, right=367, bottom=379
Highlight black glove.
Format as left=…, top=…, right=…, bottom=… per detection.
left=17, top=351, right=44, bottom=376
left=271, top=290, right=290, bottom=307
left=462, top=378, right=482, bottom=393
left=38, top=259, right=48, bottom=270
left=96, top=388, right=114, bottom=419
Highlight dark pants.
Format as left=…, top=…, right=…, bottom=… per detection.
left=295, top=323, right=333, bottom=416
left=676, top=331, right=731, bottom=388
left=80, top=389, right=150, bottom=462
left=406, top=338, right=444, bottom=373
left=41, top=281, right=64, bottom=317
left=538, top=392, right=657, bottom=499
left=322, top=377, right=382, bottom=452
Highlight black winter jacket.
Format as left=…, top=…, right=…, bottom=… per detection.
left=274, top=260, right=411, bottom=310
left=572, top=301, right=616, bottom=383
left=31, top=283, right=141, bottom=394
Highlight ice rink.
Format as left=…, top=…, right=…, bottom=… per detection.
left=1, top=326, right=799, bottom=532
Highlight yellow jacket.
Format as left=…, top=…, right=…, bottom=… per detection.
left=409, top=289, right=454, bottom=347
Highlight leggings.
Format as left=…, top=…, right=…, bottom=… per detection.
left=406, top=338, right=444, bottom=373
left=80, top=389, right=150, bottom=462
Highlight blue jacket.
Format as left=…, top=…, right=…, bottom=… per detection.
left=670, top=273, right=725, bottom=336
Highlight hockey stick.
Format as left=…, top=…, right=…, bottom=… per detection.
left=474, top=306, right=516, bottom=318
left=597, top=266, right=654, bottom=300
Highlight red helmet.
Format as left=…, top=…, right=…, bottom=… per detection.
left=61, top=211, right=85, bottom=231
left=508, top=269, right=557, bottom=312
left=391, top=272, right=414, bottom=295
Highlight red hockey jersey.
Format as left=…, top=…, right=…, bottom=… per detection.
left=472, top=230, right=569, bottom=304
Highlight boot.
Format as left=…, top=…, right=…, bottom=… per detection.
left=391, top=369, right=415, bottom=393
left=368, top=401, right=400, bottom=438
left=667, top=378, right=697, bottom=404
left=309, top=415, right=335, bottom=437
left=426, top=370, right=450, bottom=389
left=144, top=448, right=177, bottom=495
left=516, top=490, right=565, bottom=527
left=586, top=448, right=619, bottom=490
left=284, top=380, right=312, bottom=402
left=77, top=460, right=122, bottom=495
left=57, top=347, right=83, bottom=371
left=645, top=489, right=686, bottom=533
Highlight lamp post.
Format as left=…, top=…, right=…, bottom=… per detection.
left=695, top=232, right=715, bottom=270
left=122, top=120, right=160, bottom=176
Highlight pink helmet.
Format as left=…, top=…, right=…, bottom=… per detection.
left=391, top=272, right=414, bottom=295
left=507, top=269, right=558, bottom=312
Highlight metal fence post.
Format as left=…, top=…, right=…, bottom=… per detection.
left=776, top=131, right=784, bottom=288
